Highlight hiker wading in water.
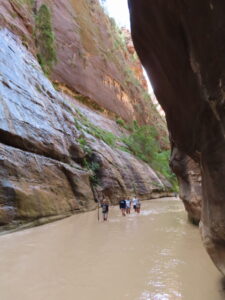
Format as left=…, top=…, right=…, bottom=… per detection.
left=101, top=199, right=109, bottom=221
left=136, top=198, right=141, bottom=213
left=132, top=196, right=141, bottom=213
left=125, top=198, right=131, bottom=214
left=119, top=198, right=126, bottom=216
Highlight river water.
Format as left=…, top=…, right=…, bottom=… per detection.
left=0, top=198, right=224, bottom=300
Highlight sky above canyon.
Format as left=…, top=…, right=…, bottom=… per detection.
left=103, top=0, right=130, bottom=28
left=103, top=0, right=154, bottom=93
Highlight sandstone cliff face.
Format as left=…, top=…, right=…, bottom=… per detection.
left=0, top=0, right=35, bottom=52
left=51, top=0, right=147, bottom=124
left=0, top=28, right=171, bottom=231
left=0, top=29, right=95, bottom=228
left=129, top=0, right=225, bottom=274
left=0, top=0, right=168, bottom=144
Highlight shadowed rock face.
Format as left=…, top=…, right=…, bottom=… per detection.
left=128, top=0, right=225, bottom=274
left=170, top=146, right=202, bottom=224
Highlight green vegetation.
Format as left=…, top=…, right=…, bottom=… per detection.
left=35, top=5, right=56, bottom=75
left=77, top=137, right=92, bottom=156
left=74, top=108, right=177, bottom=190
left=124, top=67, right=140, bottom=88
left=115, top=118, right=126, bottom=127
left=26, top=0, right=34, bottom=6
left=115, top=118, right=137, bottom=132
left=113, top=29, right=126, bottom=51
left=77, top=136, right=101, bottom=186
left=122, top=125, right=159, bottom=163
left=153, top=151, right=177, bottom=189
left=74, top=112, right=118, bottom=147
left=108, top=16, right=126, bottom=51
left=12, top=0, right=34, bottom=7
left=122, top=124, right=178, bottom=191
left=67, top=0, right=174, bottom=189
left=84, top=159, right=101, bottom=186
left=74, top=94, right=104, bottom=112
left=106, top=17, right=143, bottom=91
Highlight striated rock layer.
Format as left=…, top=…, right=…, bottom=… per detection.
left=0, top=29, right=172, bottom=231
left=129, top=0, right=225, bottom=274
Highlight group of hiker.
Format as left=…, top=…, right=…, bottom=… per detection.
left=100, top=197, right=141, bottom=221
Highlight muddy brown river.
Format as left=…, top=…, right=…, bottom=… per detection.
left=0, top=198, right=224, bottom=300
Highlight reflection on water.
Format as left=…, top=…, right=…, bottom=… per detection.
left=0, top=198, right=224, bottom=300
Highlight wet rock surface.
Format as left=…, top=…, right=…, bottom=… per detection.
left=129, top=0, right=225, bottom=274
left=0, top=29, right=171, bottom=230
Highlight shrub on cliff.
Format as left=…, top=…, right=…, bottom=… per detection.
left=122, top=124, right=178, bottom=191
left=14, top=0, right=34, bottom=7
left=35, top=4, right=56, bottom=75
left=75, top=112, right=118, bottom=147
left=123, top=125, right=159, bottom=163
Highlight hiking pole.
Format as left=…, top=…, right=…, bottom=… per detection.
left=97, top=198, right=100, bottom=221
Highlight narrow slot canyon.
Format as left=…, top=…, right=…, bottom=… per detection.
left=0, top=0, right=225, bottom=299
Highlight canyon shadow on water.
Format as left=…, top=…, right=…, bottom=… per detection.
left=0, top=198, right=224, bottom=300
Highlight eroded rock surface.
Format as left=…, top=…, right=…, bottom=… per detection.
left=129, top=0, right=225, bottom=274
left=0, top=29, right=95, bottom=229
left=170, top=146, right=202, bottom=224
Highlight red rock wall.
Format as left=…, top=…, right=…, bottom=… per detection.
left=0, top=0, right=167, bottom=137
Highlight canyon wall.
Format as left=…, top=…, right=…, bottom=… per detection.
left=0, top=0, right=172, bottom=231
left=0, top=0, right=166, bottom=134
left=129, top=0, right=225, bottom=274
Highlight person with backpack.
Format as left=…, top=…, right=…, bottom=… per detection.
left=119, top=198, right=126, bottom=216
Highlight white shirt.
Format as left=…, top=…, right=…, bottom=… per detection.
left=126, top=200, right=131, bottom=208
left=133, top=198, right=138, bottom=205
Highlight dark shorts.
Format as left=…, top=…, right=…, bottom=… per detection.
left=133, top=205, right=136, bottom=209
